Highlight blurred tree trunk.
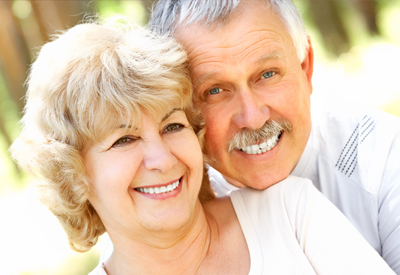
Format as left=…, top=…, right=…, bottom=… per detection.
left=30, top=0, right=85, bottom=42
left=0, top=0, right=86, bottom=122
left=351, top=0, right=379, bottom=35
left=0, top=1, right=86, bottom=177
left=0, top=1, right=29, bottom=168
left=0, top=116, right=20, bottom=174
left=141, top=0, right=156, bottom=24
left=0, top=1, right=30, bottom=114
left=0, top=116, right=13, bottom=153
left=307, top=0, right=351, bottom=56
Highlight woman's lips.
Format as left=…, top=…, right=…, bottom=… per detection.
left=134, top=177, right=183, bottom=200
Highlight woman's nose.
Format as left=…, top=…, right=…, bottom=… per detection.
left=142, top=137, right=177, bottom=173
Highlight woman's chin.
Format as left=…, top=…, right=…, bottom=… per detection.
left=141, top=203, right=201, bottom=237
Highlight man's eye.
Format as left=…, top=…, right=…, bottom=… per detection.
left=262, top=71, right=275, bottom=79
left=163, top=123, right=185, bottom=133
left=112, top=136, right=136, bottom=148
left=208, top=88, right=222, bottom=95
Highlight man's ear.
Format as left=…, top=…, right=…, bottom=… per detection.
left=301, top=36, right=314, bottom=95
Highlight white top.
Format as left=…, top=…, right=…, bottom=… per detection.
left=91, top=176, right=394, bottom=274
left=230, top=176, right=393, bottom=274
left=89, top=264, right=107, bottom=275
left=210, top=99, right=400, bottom=273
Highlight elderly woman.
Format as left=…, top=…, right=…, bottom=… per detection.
left=11, top=21, right=394, bottom=274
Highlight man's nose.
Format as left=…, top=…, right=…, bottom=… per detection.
left=143, top=137, right=177, bottom=172
left=232, top=88, right=270, bottom=129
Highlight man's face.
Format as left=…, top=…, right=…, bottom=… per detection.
left=175, top=1, right=314, bottom=189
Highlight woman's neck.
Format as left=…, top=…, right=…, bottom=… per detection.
left=104, top=201, right=215, bottom=275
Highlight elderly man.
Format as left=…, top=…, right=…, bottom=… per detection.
left=148, top=0, right=400, bottom=272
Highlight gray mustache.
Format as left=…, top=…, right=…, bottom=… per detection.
left=228, top=120, right=292, bottom=152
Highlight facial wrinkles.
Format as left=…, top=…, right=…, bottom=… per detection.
left=190, top=32, right=286, bottom=91
left=186, top=37, right=222, bottom=68
left=229, top=29, right=285, bottom=64
left=228, top=120, right=292, bottom=152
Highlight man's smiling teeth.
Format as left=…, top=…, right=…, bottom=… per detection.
left=238, top=132, right=281, bottom=154
left=137, top=180, right=180, bottom=194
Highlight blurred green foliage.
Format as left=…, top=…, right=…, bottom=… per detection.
left=0, top=71, right=24, bottom=193
left=16, top=251, right=100, bottom=275
left=95, top=0, right=149, bottom=25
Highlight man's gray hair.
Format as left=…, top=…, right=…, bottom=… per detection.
left=149, top=0, right=309, bottom=62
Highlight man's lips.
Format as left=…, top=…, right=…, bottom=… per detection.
left=134, top=178, right=181, bottom=195
left=236, top=131, right=282, bottom=155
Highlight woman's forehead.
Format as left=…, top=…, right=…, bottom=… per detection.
left=92, top=105, right=186, bottom=135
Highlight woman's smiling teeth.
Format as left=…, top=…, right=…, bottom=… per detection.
left=238, top=132, right=281, bottom=155
left=136, top=180, right=180, bottom=194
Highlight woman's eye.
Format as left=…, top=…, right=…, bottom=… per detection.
left=208, top=88, right=222, bottom=95
left=112, top=136, right=136, bottom=148
left=262, top=71, right=275, bottom=79
left=163, top=123, right=185, bottom=133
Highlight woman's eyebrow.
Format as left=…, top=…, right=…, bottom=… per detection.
left=118, top=124, right=134, bottom=129
left=162, top=108, right=183, bottom=122
left=117, top=108, right=184, bottom=128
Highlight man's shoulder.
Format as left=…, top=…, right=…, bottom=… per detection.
left=309, top=97, right=400, bottom=191
left=311, top=97, right=400, bottom=139
left=310, top=98, right=400, bottom=160
left=207, top=165, right=239, bottom=196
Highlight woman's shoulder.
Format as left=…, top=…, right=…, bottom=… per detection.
left=202, top=195, right=236, bottom=225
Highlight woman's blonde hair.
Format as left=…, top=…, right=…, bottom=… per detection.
left=10, top=20, right=214, bottom=252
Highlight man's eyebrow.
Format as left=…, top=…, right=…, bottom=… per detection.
left=195, top=71, right=217, bottom=87
left=162, top=108, right=183, bottom=122
left=256, top=50, right=283, bottom=65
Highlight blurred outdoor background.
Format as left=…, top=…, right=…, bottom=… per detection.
left=0, top=0, right=399, bottom=274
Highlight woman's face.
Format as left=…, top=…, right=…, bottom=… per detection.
left=82, top=108, right=204, bottom=240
